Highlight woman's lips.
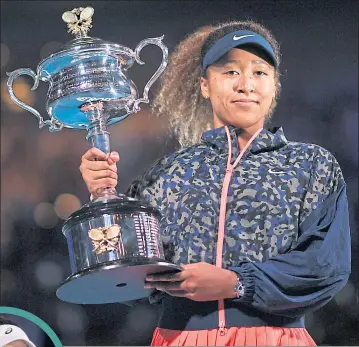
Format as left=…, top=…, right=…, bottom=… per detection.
left=232, top=99, right=258, bottom=107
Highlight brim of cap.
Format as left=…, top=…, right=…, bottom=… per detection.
left=235, top=41, right=276, bottom=66
left=202, top=32, right=277, bottom=71
left=231, top=36, right=276, bottom=67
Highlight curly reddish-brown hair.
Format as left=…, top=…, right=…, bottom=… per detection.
left=152, top=20, right=282, bottom=148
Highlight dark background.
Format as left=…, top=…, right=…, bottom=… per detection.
left=1, top=0, right=358, bottom=345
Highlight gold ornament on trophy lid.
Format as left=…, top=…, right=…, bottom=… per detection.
left=62, top=7, right=94, bottom=37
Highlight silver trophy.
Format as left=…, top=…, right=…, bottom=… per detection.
left=7, top=7, right=181, bottom=304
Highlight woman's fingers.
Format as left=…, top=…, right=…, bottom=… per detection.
left=90, top=178, right=118, bottom=190
left=106, top=151, right=120, bottom=165
left=80, top=148, right=120, bottom=194
left=82, top=147, right=108, bottom=161
left=84, top=169, right=118, bottom=181
left=145, top=281, right=182, bottom=290
left=144, top=280, right=196, bottom=296
left=146, top=270, right=187, bottom=282
left=80, top=160, right=117, bottom=172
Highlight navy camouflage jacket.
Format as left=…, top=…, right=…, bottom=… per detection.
left=127, top=126, right=351, bottom=330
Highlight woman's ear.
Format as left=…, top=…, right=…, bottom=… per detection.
left=200, top=76, right=209, bottom=99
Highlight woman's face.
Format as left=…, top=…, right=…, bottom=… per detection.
left=200, top=47, right=276, bottom=131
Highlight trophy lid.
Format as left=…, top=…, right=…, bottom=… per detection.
left=37, top=7, right=135, bottom=74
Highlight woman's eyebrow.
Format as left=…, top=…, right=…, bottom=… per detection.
left=224, top=59, right=239, bottom=64
left=220, top=59, right=269, bottom=66
left=252, top=60, right=270, bottom=66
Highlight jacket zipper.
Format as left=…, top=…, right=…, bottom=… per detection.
left=215, top=126, right=262, bottom=336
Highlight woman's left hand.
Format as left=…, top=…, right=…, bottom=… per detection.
left=145, top=262, right=238, bottom=301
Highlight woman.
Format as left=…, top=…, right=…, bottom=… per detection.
left=0, top=318, right=36, bottom=347
left=80, top=20, right=351, bottom=346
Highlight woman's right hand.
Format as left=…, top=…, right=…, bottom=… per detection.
left=79, top=148, right=120, bottom=196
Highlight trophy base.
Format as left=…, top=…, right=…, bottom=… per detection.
left=56, top=258, right=181, bottom=304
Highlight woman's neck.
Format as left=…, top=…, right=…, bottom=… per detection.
left=212, top=116, right=264, bottom=150
left=236, top=125, right=264, bottom=150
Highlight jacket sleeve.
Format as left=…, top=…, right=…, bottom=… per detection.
left=125, top=154, right=172, bottom=210
left=229, top=150, right=351, bottom=318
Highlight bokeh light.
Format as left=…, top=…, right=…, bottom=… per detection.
left=55, top=303, right=88, bottom=335
left=34, top=202, right=59, bottom=229
left=34, top=259, right=64, bottom=290
left=54, top=193, right=81, bottom=220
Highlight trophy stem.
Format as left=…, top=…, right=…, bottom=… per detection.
left=75, top=32, right=89, bottom=39
left=82, top=102, right=119, bottom=200
left=86, top=114, right=110, bottom=154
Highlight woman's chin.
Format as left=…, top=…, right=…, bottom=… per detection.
left=229, top=118, right=264, bottom=130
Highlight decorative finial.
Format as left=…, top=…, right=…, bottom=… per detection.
left=62, top=7, right=94, bottom=38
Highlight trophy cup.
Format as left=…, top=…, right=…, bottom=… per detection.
left=7, top=7, right=181, bottom=304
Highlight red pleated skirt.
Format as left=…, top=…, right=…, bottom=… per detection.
left=151, top=327, right=316, bottom=346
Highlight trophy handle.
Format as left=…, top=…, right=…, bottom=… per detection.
left=6, top=68, right=63, bottom=132
left=131, top=36, right=168, bottom=113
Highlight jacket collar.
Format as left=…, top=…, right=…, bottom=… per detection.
left=201, top=125, right=288, bottom=156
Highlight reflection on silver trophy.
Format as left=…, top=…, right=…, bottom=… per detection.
left=7, top=6, right=181, bottom=304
